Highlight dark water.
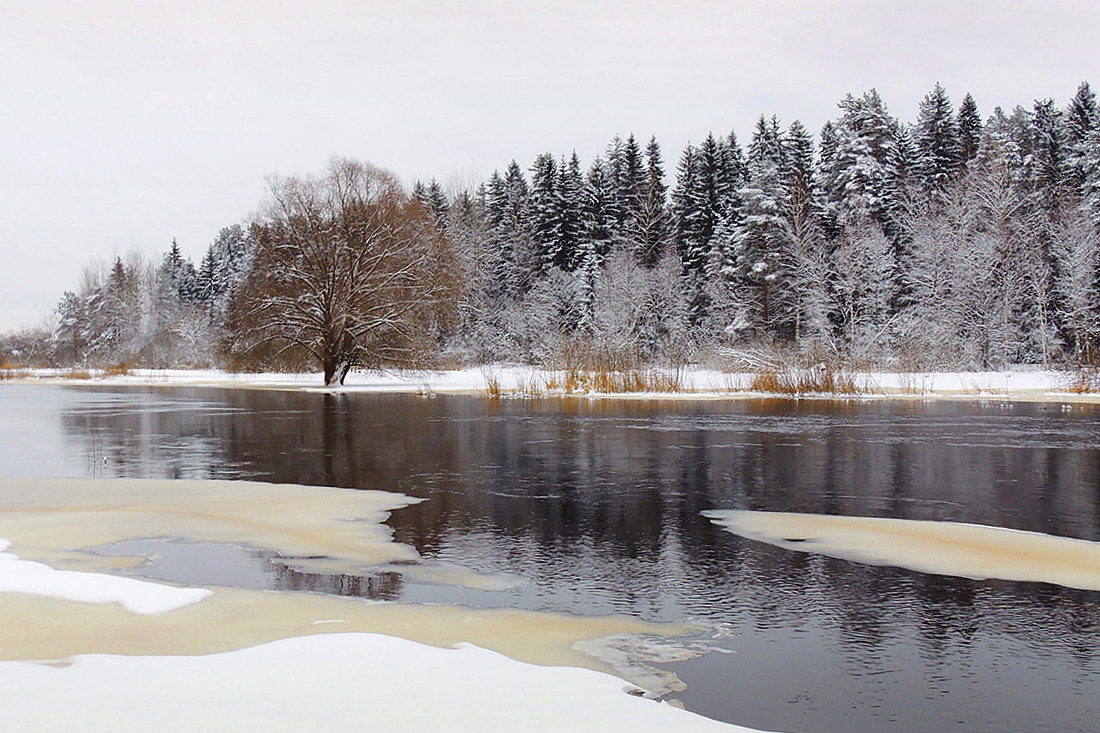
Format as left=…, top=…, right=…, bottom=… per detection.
left=2, top=383, right=1099, bottom=732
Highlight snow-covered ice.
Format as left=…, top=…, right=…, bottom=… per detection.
left=704, top=510, right=1100, bottom=590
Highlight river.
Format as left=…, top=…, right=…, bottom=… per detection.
left=1, top=383, right=1098, bottom=732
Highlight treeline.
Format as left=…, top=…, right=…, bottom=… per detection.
left=42, top=227, right=253, bottom=368
left=441, top=81, right=1100, bottom=370
left=9, top=81, right=1100, bottom=374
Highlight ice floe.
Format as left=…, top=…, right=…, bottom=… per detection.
left=704, top=509, right=1100, bottom=590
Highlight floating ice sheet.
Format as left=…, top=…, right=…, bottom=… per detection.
left=703, top=509, right=1100, bottom=590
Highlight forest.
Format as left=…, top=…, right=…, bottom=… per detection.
left=7, top=81, right=1100, bottom=381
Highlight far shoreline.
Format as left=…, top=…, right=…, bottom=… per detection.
left=5, top=366, right=1100, bottom=406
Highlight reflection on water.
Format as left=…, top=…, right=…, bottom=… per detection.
left=92, top=538, right=406, bottom=601
left=2, top=383, right=1100, bottom=732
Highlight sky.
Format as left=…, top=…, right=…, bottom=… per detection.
left=2, top=0, right=1099, bottom=332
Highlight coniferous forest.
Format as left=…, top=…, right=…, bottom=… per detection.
left=12, top=82, right=1100, bottom=380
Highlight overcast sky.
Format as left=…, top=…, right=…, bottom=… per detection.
left=2, top=0, right=1099, bottom=332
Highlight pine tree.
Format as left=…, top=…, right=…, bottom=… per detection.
left=87, top=257, right=139, bottom=361
left=778, top=120, right=830, bottom=343
left=583, top=157, right=617, bottom=262
left=882, top=125, right=920, bottom=310
left=722, top=131, right=749, bottom=189
left=695, top=132, right=737, bottom=256
left=197, top=225, right=254, bottom=325
left=158, top=239, right=199, bottom=304
left=1051, top=207, right=1100, bottom=362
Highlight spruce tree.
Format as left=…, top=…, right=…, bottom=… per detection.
left=672, top=142, right=705, bottom=272
left=957, top=93, right=982, bottom=167
left=557, top=152, right=585, bottom=270
left=422, top=179, right=450, bottom=230
left=915, top=83, right=961, bottom=194
left=634, top=136, right=670, bottom=267
left=729, top=116, right=789, bottom=336
left=1031, top=99, right=1070, bottom=212
left=783, top=120, right=815, bottom=193
left=529, top=153, right=560, bottom=275
left=1065, top=82, right=1099, bottom=192
left=618, top=133, right=645, bottom=231
left=577, top=158, right=617, bottom=331
left=821, top=90, right=899, bottom=229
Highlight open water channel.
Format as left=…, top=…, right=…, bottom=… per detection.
left=1, top=383, right=1098, bottom=732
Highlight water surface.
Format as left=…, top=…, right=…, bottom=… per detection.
left=2, top=383, right=1099, bottom=732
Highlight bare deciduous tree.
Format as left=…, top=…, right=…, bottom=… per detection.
left=231, top=158, right=458, bottom=384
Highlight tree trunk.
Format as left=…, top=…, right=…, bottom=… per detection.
left=324, top=357, right=351, bottom=386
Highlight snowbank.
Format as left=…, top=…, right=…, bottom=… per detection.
left=11, top=366, right=1096, bottom=403
left=0, top=539, right=209, bottom=614
left=0, top=633, right=764, bottom=732
left=704, top=510, right=1100, bottom=590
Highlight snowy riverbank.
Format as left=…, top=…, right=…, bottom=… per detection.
left=0, top=630, right=759, bottom=732
left=0, top=477, right=769, bottom=732
left=7, top=365, right=1098, bottom=403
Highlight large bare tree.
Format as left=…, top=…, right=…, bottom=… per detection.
left=231, top=158, right=458, bottom=384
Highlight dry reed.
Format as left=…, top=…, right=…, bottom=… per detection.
left=749, top=367, right=859, bottom=395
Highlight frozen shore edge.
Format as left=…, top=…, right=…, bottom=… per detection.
left=6, top=366, right=1099, bottom=404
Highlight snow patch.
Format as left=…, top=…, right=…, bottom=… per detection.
left=0, top=539, right=210, bottom=614
left=0, top=633, right=766, bottom=732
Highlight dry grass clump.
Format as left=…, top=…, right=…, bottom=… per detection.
left=60, top=368, right=92, bottom=380
left=484, top=373, right=503, bottom=399
left=554, top=341, right=685, bottom=394
left=0, top=359, right=28, bottom=380
left=1066, top=366, right=1100, bottom=393
left=749, top=367, right=859, bottom=395
left=563, top=367, right=683, bottom=394
left=483, top=349, right=685, bottom=397
left=483, top=371, right=549, bottom=398
left=104, top=363, right=130, bottom=376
